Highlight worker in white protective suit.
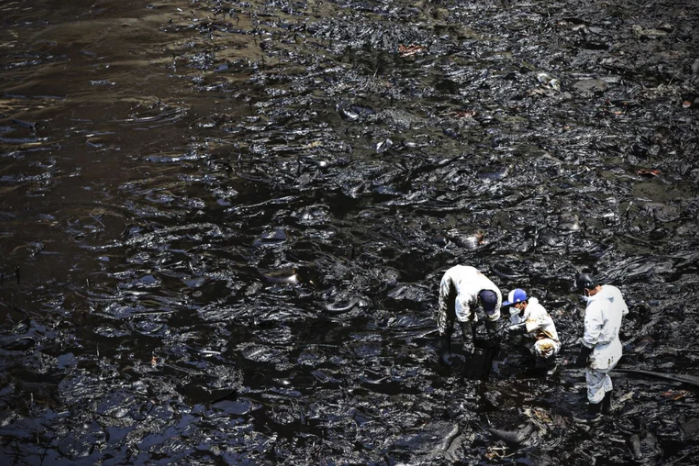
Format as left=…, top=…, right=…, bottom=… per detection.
left=435, top=265, right=502, bottom=365
left=502, top=288, right=561, bottom=376
left=592, top=280, right=629, bottom=317
left=572, top=273, right=627, bottom=424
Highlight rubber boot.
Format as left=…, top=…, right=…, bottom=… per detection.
left=459, top=322, right=474, bottom=355
left=573, top=401, right=602, bottom=424
left=536, top=356, right=559, bottom=376
left=545, top=358, right=559, bottom=377
left=601, top=390, right=613, bottom=414
left=438, top=333, right=452, bottom=366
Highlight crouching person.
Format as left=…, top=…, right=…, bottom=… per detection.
left=502, top=288, right=561, bottom=376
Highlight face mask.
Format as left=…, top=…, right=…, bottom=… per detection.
left=509, top=306, right=519, bottom=316
left=581, top=295, right=591, bottom=302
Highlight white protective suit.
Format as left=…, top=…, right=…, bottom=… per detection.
left=598, top=284, right=629, bottom=318
left=582, top=289, right=625, bottom=403
left=437, top=265, right=502, bottom=335
left=509, top=297, right=561, bottom=359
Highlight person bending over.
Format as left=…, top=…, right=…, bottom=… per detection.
left=436, top=265, right=502, bottom=365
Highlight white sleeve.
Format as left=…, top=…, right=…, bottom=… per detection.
left=455, top=297, right=471, bottom=322
left=583, top=303, right=604, bottom=348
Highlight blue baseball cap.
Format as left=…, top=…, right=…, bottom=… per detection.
left=502, top=288, right=527, bottom=307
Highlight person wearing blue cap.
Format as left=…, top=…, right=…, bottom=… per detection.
left=435, top=265, right=502, bottom=365
left=502, top=288, right=561, bottom=376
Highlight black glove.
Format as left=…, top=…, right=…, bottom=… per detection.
left=459, top=321, right=474, bottom=355
left=574, top=345, right=593, bottom=368
left=484, top=320, right=499, bottom=336
left=504, top=323, right=527, bottom=336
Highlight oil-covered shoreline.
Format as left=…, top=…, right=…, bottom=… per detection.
left=1, top=1, right=698, bottom=464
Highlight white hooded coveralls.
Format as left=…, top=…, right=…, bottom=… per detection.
left=437, top=265, right=502, bottom=336
left=582, top=287, right=625, bottom=404
left=597, top=284, right=629, bottom=318
left=509, top=297, right=561, bottom=359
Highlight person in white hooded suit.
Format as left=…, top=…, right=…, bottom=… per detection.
left=502, top=288, right=561, bottom=376
left=572, top=273, right=627, bottom=424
